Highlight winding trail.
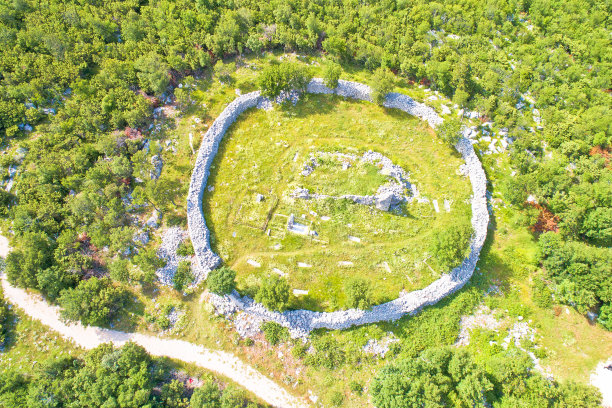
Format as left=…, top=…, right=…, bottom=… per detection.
left=0, top=239, right=307, bottom=408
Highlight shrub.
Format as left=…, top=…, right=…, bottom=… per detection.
left=429, top=224, right=472, bottom=271
left=220, top=385, right=247, bottom=408
left=207, top=266, right=236, bottom=295
left=58, top=277, right=127, bottom=326
left=304, top=335, right=345, bottom=369
left=323, top=62, right=342, bottom=89
left=599, top=303, right=612, bottom=331
left=349, top=380, right=363, bottom=395
left=437, top=117, right=463, bottom=146
left=261, top=321, right=289, bottom=345
left=213, top=60, right=236, bottom=84
left=0, top=292, right=9, bottom=346
left=556, top=279, right=597, bottom=314
left=36, top=266, right=77, bottom=302
left=258, top=63, right=313, bottom=99
left=190, top=381, right=221, bottom=408
left=133, top=247, right=166, bottom=284
left=176, top=240, right=195, bottom=257
left=173, top=260, right=194, bottom=292
left=108, top=258, right=130, bottom=283
left=255, top=275, right=290, bottom=311
left=370, top=67, right=395, bottom=105
left=532, top=277, right=553, bottom=308
left=329, top=391, right=344, bottom=406
left=344, top=278, right=371, bottom=309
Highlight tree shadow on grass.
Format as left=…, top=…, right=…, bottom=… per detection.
left=0, top=305, right=19, bottom=353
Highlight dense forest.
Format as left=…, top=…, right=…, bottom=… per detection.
left=0, top=0, right=610, bottom=361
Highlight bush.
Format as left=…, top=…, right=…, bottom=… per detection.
left=176, top=239, right=195, bottom=257
left=344, top=278, right=371, bottom=309
left=108, top=258, right=130, bottom=283
left=220, top=385, right=247, bottom=408
left=255, top=275, right=290, bottom=311
left=323, top=62, right=342, bottom=89
left=58, top=277, right=127, bottom=326
left=532, top=277, right=553, bottom=308
left=556, top=279, right=597, bottom=314
left=370, top=67, right=395, bottom=105
left=429, top=224, right=472, bottom=271
left=0, top=292, right=9, bottom=347
left=304, top=335, right=345, bottom=369
left=598, top=303, right=612, bottom=331
left=190, top=381, right=221, bottom=408
left=329, top=391, right=344, bottom=406
left=349, top=380, right=363, bottom=395
left=213, top=60, right=236, bottom=84
left=261, top=321, right=289, bottom=345
left=133, top=247, right=166, bottom=284
left=258, top=63, right=313, bottom=99
left=437, top=117, right=463, bottom=146
left=173, top=260, right=194, bottom=292
left=36, top=266, right=77, bottom=302
left=206, top=266, right=236, bottom=295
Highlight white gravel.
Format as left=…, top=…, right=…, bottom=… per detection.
left=591, top=357, right=612, bottom=408
left=0, top=234, right=9, bottom=258
left=0, top=272, right=308, bottom=408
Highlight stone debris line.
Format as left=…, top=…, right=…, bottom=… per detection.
left=0, top=274, right=308, bottom=408
left=188, top=78, right=489, bottom=337
left=293, top=150, right=418, bottom=212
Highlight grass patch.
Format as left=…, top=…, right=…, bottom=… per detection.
left=204, top=94, right=471, bottom=311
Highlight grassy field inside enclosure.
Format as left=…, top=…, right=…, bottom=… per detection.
left=204, top=94, right=472, bottom=311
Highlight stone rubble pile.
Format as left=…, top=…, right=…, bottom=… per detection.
left=189, top=79, right=489, bottom=336
left=455, top=305, right=503, bottom=346
left=155, top=227, right=201, bottom=286
left=362, top=336, right=400, bottom=358
left=292, top=150, right=417, bottom=212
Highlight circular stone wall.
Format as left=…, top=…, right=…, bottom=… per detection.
left=187, top=79, right=489, bottom=337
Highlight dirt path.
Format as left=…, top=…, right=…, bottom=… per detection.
left=591, top=358, right=612, bottom=408
left=0, top=237, right=307, bottom=408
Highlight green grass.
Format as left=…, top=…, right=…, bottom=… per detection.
left=149, top=54, right=609, bottom=406
left=203, top=94, right=472, bottom=311
left=0, top=309, right=83, bottom=374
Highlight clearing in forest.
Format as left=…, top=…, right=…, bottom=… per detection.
left=204, top=94, right=471, bottom=311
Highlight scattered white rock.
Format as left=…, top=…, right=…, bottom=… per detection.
left=297, top=262, right=312, bottom=268
left=272, top=268, right=287, bottom=277
left=246, top=259, right=261, bottom=268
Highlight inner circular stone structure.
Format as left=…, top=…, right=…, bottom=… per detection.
left=202, top=91, right=472, bottom=312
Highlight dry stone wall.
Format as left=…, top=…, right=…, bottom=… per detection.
left=188, top=78, right=489, bottom=337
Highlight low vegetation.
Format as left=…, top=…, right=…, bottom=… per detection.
left=255, top=275, right=290, bottom=312
left=371, top=347, right=601, bottom=408
left=207, top=266, right=237, bottom=295
left=0, top=342, right=265, bottom=408
left=0, top=291, right=9, bottom=347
